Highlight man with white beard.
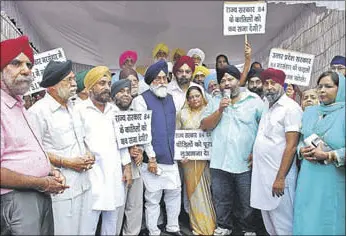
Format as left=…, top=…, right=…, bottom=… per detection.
left=29, top=60, right=94, bottom=235
left=251, top=68, right=302, bottom=235
left=132, top=60, right=183, bottom=236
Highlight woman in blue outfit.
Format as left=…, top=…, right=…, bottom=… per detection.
left=294, top=71, right=345, bottom=235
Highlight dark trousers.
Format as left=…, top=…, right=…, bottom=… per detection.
left=211, top=169, right=265, bottom=233
left=1, top=190, right=54, bottom=235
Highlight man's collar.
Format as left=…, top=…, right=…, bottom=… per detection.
left=85, top=97, right=112, bottom=113
left=45, top=93, right=66, bottom=112
left=1, top=89, right=23, bottom=108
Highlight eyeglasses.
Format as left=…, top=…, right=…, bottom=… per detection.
left=9, top=59, right=33, bottom=70
left=61, top=76, right=76, bottom=83
left=177, top=69, right=192, bottom=74
left=331, top=65, right=346, bottom=71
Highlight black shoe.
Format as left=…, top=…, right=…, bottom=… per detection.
left=165, top=230, right=183, bottom=236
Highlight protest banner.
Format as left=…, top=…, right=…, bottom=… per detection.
left=174, top=130, right=212, bottom=161
left=25, top=48, right=66, bottom=95
left=268, top=48, right=315, bottom=86
left=223, top=1, right=267, bottom=36
left=113, top=111, right=152, bottom=149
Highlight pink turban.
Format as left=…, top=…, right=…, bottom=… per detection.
left=119, top=50, right=138, bottom=67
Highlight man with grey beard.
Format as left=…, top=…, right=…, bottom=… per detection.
left=201, top=65, right=265, bottom=236
left=251, top=68, right=302, bottom=235
left=29, top=60, right=94, bottom=235
left=132, top=60, right=183, bottom=236
left=1, top=35, right=67, bottom=235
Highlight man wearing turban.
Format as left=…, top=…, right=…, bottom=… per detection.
left=132, top=60, right=183, bottom=236
left=192, top=65, right=210, bottom=87
left=0, top=36, right=67, bottom=235
left=204, top=72, right=221, bottom=97
left=201, top=64, right=266, bottom=235
left=77, top=66, right=132, bottom=235
left=250, top=68, right=303, bottom=235
left=168, top=55, right=205, bottom=113
left=187, top=48, right=205, bottom=66
left=111, top=79, right=144, bottom=236
left=171, top=48, right=186, bottom=65
left=330, top=55, right=346, bottom=76
left=112, top=50, right=149, bottom=96
left=71, top=69, right=90, bottom=105
left=152, top=43, right=169, bottom=62
left=29, top=59, right=94, bottom=235
left=247, top=68, right=264, bottom=98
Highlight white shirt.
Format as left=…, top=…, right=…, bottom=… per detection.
left=251, top=94, right=303, bottom=210
left=111, top=103, right=141, bottom=179
left=29, top=93, right=90, bottom=200
left=75, top=99, right=131, bottom=210
left=167, top=79, right=204, bottom=113
left=132, top=92, right=181, bottom=192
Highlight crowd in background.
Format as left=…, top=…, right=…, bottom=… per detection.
left=1, top=35, right=346, bottom=236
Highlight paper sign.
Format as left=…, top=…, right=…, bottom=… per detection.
left=268, top=48, right=315, bottom=86
left=113, top=111, right=152, bottom=149
left=26, top=48, right=66, bottom=95
left=174, top=130, right=212, bottom=161
left=223, top=1, right=267, bottom=36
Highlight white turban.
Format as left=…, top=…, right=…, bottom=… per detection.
left=187, top=48, right=205, bottom=65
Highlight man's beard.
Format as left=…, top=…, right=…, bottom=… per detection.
left=57, top=87, right=71, bottom=101
left=230, top=86, right=240, bottom=98
left=150, top=84, right=168, bottom=98
left=2, top=71, right=33, bottom=96
left=249, top=87, right=263, bottom=97
left=92, top=90, right=111, bottom=103
left=176, top=75, right=190, bottom=87
left=265, top=89, right=284, bottom=105
left=115, top=96, right=132, bottom=110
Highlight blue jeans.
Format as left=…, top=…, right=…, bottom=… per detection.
left=211, top=169, right=263, bottom=232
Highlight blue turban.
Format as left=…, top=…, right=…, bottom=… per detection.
left=216, top=65, right=241, bottom=84
left=204, top=72, right=217, bottom=91
left=111, top=79, right=131, bottom=99
left=144, top=60, right=168, bottom=85
left=330, top=55, right=346, bottom=66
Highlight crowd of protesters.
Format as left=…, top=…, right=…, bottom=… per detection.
left=1, top=35, right=345, bottom=236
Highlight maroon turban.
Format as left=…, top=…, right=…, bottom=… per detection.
left=173, top=55, right=195, bottom=76
left=260, top=68, right=286, bottom=86
left=0, top=35, right=34, bottom=71
left=119, top=50, right=138, bottom=68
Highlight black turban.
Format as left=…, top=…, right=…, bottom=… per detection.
left=40, top=60, right=72, bottom=88
left=111, top=79, right=131, bottom=98
left=216, top=65, right=241, bottom=84
left=246, top=68, right=264, bottom=81
left=144, top=60, right=168, bottom=85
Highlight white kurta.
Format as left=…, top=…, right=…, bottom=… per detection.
left=28, top=93, right=91, bottom=235
left=132, top=94, right=181, bottom=192
left=75, top=99, right=131, bottom=210
left=251, top=94, right=302, bottom=211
